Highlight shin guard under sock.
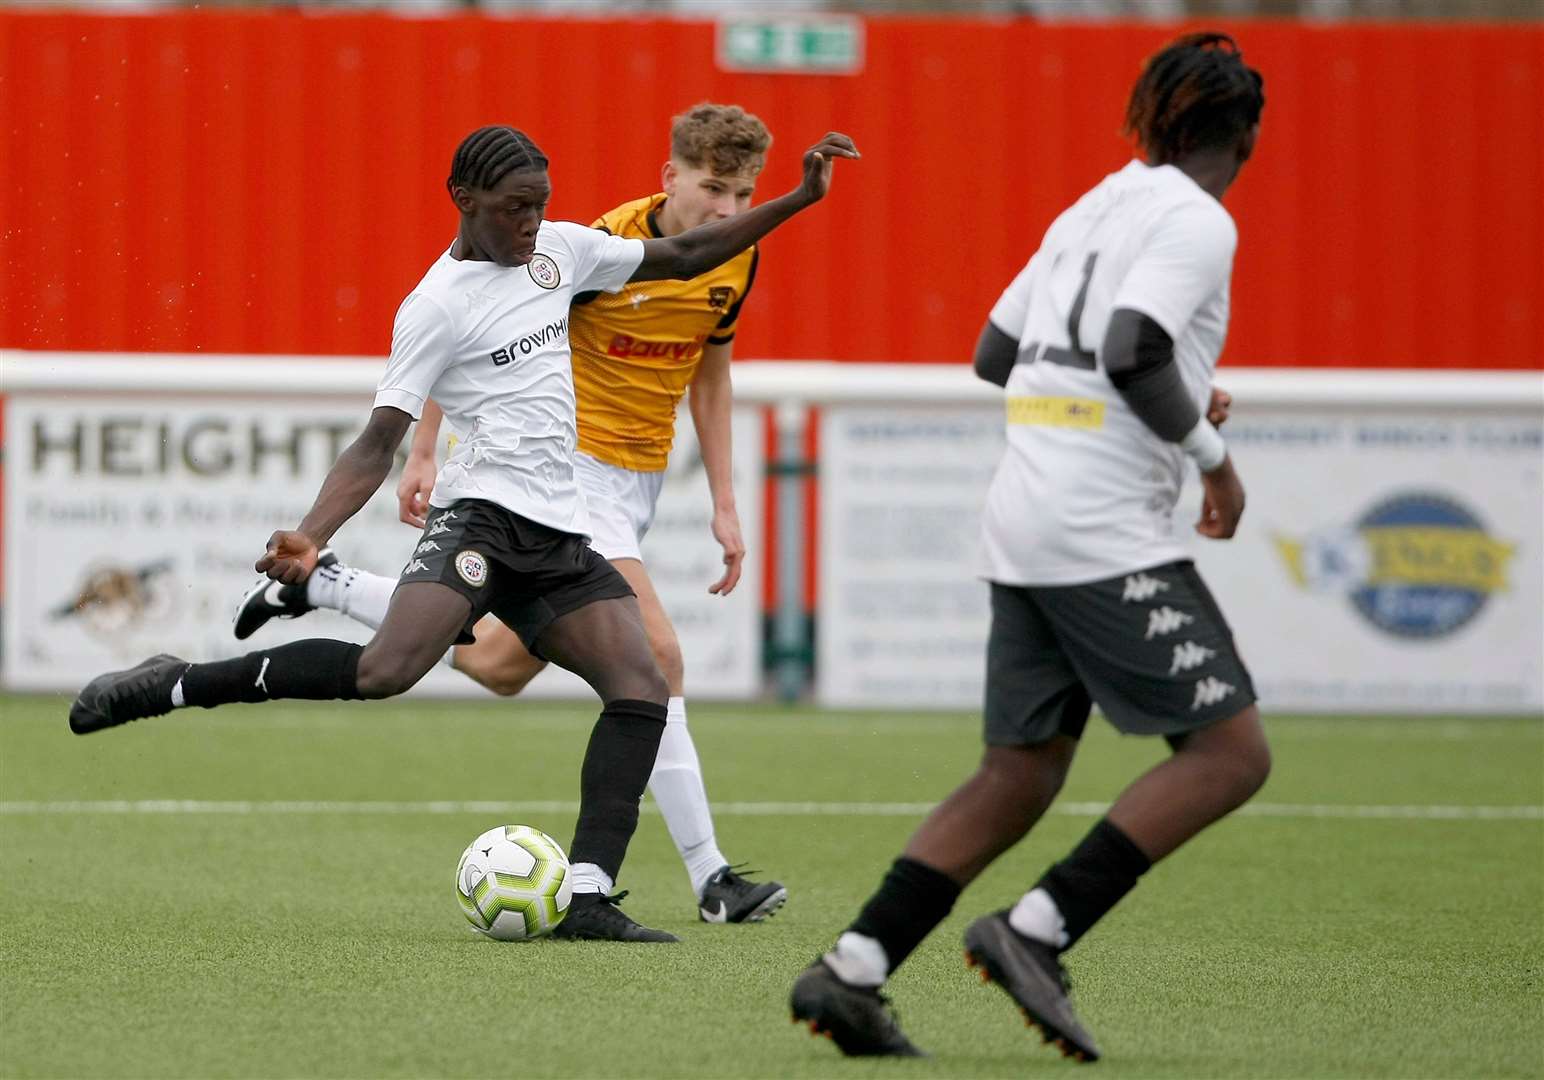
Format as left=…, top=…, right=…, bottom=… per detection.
left=180, top=640, right=363, bottom=707
left=568, top=698, right=668, bottom=883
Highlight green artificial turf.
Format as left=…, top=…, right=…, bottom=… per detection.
left=1, top=696, right=1540, bottom=1078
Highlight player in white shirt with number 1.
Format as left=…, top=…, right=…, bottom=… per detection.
left=794, top=33, right=1270, bottom=1061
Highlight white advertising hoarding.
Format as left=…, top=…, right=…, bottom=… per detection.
left=2, top=393, right=763, bottom=699
left=818, top=401, right=1543, bottom=713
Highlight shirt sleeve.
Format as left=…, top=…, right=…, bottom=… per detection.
left=374, top=293, right=454, bottom=420
left=988, top=253, right=1040, bottom=339
left=563, top=222, right=645, bottom=295
left=1112, top=201, right=1237, bottom=339
left=708, top=247, right=759, bottom=345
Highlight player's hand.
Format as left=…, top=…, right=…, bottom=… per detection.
left=798, top=132, right=860, bottom=205
left=256, top=531, right=321, bottom=584
left=1196, top=457, right=1246, bottom=540
left=396, top=453, right=437, bottom=528
left=1207, top=386, right=1233, bottom=427
left=708, top=506, right=746, bottom=596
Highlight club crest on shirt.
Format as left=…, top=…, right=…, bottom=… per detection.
left=455, top=550, right=489, bottom=588
left=527, top=254, right=561, bottom=290
left=707, top=286, right=732, bottom=311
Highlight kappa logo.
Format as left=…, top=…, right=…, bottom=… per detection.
left=1190, top=676, right=1236, bottom=711
left=1144, top=606, right=1194, bottom=640
left=404, top=557, right=431, bottom=575
left=1122, top=573, right=1170, bottom=603
left=415, top=540, right=442, bottom=555
left=455, top=550, right=489, bottom=588
left=464, top=288, right=496, bottom=312
left=427, top=517, right=456, bottom=537
left=1169, top=641, right=1217, bottom=675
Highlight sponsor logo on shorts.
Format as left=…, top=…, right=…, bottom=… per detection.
left=455, top=550, right=489, bottom=588
left=1169, top=641, right=1217, bottom=675
left=1122, top=572, right=1170, bottom=603
left=527, top=253, right=561, bottom=289
left=1272, top=491, right=1515, bottom=640
left=1190, top=676, right=1236, bottom=711
left=1144, top=606, right=1194, bottom=640
left=403, top=557, right=430, bottom=575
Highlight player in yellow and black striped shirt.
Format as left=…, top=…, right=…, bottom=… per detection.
left=400, top=105, right=785, bottom=925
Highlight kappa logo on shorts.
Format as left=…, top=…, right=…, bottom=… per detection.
left=1144, top=606, right=1194, bottom=639
left=415, top=540, right=442, bottom=555
left=1122, top=573, right=1170, bottom=603
left=403, top=557, right=430, bottom=575
left=1169, top=641, right=1217, bottom=675
left=427, top=517, right=456, bottom=537
left=527, top=253, right=561, bottom=290
left=455, top=550, right=489, bottom=588
left=1190, top=676, right=1236, bottom=711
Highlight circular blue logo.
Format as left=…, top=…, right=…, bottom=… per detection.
left=1348, top=492, right=1497, bottom=640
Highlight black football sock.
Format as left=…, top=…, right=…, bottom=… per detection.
left=179, top=640, right=363, bottom=707
left=1035, top=817, right=1152, bottom=948
left=568, top=698, right=668, bottom=882
left=844, top=856, right=963, bottom=975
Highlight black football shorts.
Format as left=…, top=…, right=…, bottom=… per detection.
left=983, top=560, right=1257, bottom=744
left=396, top=499, right=633, bottom=657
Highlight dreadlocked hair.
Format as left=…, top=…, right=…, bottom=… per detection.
left=1125, top=33, right=1264, bottom=165
left=447, top=126, right=549, bottom=193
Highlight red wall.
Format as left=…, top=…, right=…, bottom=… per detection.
left=2, top=12, right=1540, bottom=368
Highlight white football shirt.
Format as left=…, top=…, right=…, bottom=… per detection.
left=981, top=159, right=1238, bottom=585
left=374, top=220, right=645, bottom=538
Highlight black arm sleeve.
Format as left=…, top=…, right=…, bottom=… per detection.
left=1102, top=308, right=1201, bottom=443
left=973, top=321, right=1020, bottom=388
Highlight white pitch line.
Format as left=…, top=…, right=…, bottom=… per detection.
left=0, top=800, right=1539, bottom=821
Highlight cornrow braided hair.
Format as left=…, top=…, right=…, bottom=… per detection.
left=1125, top=33, right=1265, bottom=165
left=446, top=126, right=549, bottom=194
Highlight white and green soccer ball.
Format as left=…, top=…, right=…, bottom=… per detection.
left=455, top=825, right=572, bottom=940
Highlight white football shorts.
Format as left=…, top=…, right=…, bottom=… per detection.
left=574, top=450, right=666, bottom=562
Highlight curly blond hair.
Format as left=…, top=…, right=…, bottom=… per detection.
left=670, top=103, right=772, bottom=177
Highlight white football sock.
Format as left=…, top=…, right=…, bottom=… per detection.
left=646, top=697, right=727, bottom=898
left=1008, top=887, right=1069, bottom=948
left=823, top=931, right=889, bottom=988
left=306, top=564, right=396, bottom=631
left=569, top=862, right=614, bottom=895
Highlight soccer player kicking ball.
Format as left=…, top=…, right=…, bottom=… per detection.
left=791, top=33, right=1268, bottom=1059
left=233, top=105, right=787, bottom=928
left=69, top=123, right=859, bottom=943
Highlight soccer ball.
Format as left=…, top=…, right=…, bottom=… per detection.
left=454, top=825, right=573, bottom=940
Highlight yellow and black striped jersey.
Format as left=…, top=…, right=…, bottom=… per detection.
left=570, top=193, right=758, bottom=472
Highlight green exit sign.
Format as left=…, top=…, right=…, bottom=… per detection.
left=716, top=16, right=864, bottom=75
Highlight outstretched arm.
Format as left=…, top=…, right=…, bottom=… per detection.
left=258, top=406, right=412, bottom=582
left=630, top=132, right=859, bottom=283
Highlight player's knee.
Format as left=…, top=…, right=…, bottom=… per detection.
left=620, top=652, right=670, bottom=705
left=478, top=669, right=538, bottom=697
left=649, top=635, right=685, bottom=690
left=354, top=649, right=418, bottom=699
